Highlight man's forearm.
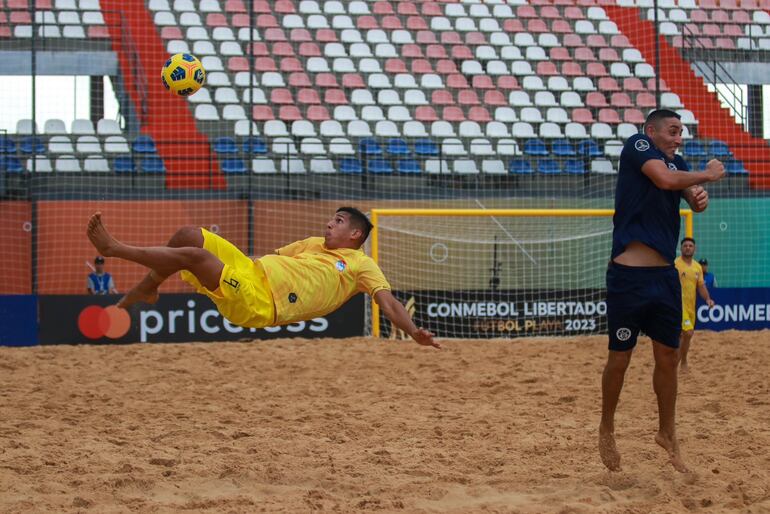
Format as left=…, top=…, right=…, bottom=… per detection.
left=383, top=302, right=419, bottom=337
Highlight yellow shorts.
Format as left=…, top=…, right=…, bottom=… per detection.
left=180, top=228, right=276, bottom=328
left=682, top=308, right=696, bottom=332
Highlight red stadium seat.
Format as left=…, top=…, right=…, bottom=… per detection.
left=450, top=46, right=473, bottom=60
left=279, top=106, right=302, bottom=121
left=415, top=106, right=438, bottom=122
left=306, top=106, right=330, bottom=121
left=458, top=90, right=480, bottom=105
left=551, top=20, right=573, bottom=33
left=88, top=26, right=109, bottom=38
left=636, top=92, right=656, bottom=108
left=536, top=61, right=559, bottom=76
left=586, top=92, right=609, bottom=107
left=252, top=0, right=270, bottom=13
left=517, top=5, right=537, bottom=17
left=598, top=77, right=621, bottom=92
left=227, top=56, right=249, bottom=72
left=410, top=59, right=433, bottom=74
left=610, top=92, right=632, bottom=108
left=160, top=27, right=183, bottom=40
left=401, top=44, right=423, bottom=58
left=421, top=2, right=442, bottom=16
left=315, top=73, right=339, bottom=88
left=272, top=42, right=295, bottom=57
left=503, top=19, right=524, bottom=33
left=561, top=62, right=584, bottom=76
left=397, top=2, right=418, bottom=15
left=472, top=75, right=495, bottom=90
left=231, top=14, right=249, bottom=27
left=483, top=90, right=507, bottom=106
left=598, top=108, right=621, bottom=124
left=527, top=19, right=549, bottom=33
left=288, top=72, right=312, bottom=87
left=465, top=32, right=487, bottom=45
left=610, top=34, right=632, bottom=48
left=249, top=42, right=270, bottom=56
left=315, top=29, right=337, bottom=42
left=252, top=105, right=275, bottom=121
left=373, top=1, right=394, bottom=14
left=225, top=0, right=247, bottom=13
left=271, top=89, right=294, bottom=105
left=357, top=16, right=379, bottom=29
left=565, top=6, right=585, bottom=19
left=256, top=14, right=278, bottom=28
left=586, top=62, right=608, bottom=77
left=298, top=42, right=321, bottom=57
left=264, top=28, right=287, bottom=41
left=416, top=30, right=437, bottom=44
left=441, top=31, right=462, bottom=45
left=436, top=59, right=459, bottom=74
left=574, top=47, right=596, bottom=61
left=541, top=6, right=560, bottom=18
left=382, top=16, right=403, bottom=29
left=563, top=34, right=583, bottom=47
left=406, top=16, right=428, bottom=30
left=297, top=88, right=321, bottom=105
left=624, top=109, right=645, bottom=124
left=274, top=0, right=295, bottom=13
left=385, top=58, right=407, bottom=73
left=290, top=28, right=312, bottom=42
left=468, top=106, right=492, bottom=122
left=599, top=48, right=620, bottom=62
left=549, top=47, right=572, bottom=61
left=280, top=58, right=303, bottom=72
left=442, top=107, right=466, bottom=122
left=586, top=35, right=609, bottom=48
left=254, top=57, right=277, bottom=71
left=425, top=44, right=447, bottom=58
left=206, top=13, right=227, bottom=27
left=447, top=74, right=470, bottom=89
left=324, top=89, right=348, bottom=104
left=341, top=73, right=365, bottom=88
left=496, top=76, right=520, bottom=90
left=431, top=90, right=455, bottom=106
left=572, top=108, right=595, bottom=123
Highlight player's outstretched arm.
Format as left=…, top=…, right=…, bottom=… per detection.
left=642, top=158, right=725, bottom=191
left=373, top=290, right=440, bottom=349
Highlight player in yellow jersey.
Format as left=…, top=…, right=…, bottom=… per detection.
left=674, top=237, right=714, bottom=373
left=86, top=208, right=439, bottom=349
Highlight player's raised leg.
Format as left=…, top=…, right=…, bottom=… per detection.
left=599, top=349, right=632, bottom=471
left=652, top=340, right=689, bottom=472
left=86, top=212, right=223, bottom=307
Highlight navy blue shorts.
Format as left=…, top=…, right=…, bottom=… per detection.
left=606, top=261, right=682, bottom=351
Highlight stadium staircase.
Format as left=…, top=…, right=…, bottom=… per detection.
left=100, top=0, right=224, bottom=189
left=605, top=4, right=770, bottom=189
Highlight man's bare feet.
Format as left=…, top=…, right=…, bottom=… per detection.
left=599, top=425, right=621, bottom=471
left=117, top=284, right=159, bottom=309
left=86, top=212, right=122, bottom=257
left=655, top=431, right=689, bottom=473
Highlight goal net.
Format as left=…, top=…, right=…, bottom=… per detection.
left=370, top=208, right=693, bottom=339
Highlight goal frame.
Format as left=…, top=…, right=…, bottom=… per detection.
left=369, top=208, right=694, bottom=338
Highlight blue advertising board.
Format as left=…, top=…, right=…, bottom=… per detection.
left=697, top=288, right=770, bottom=331
left=0, top=295, right=38, bottom=346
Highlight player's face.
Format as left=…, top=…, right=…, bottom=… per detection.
left=324, top=212, right=357, bottom=247
left=649, top=118, right=683, bottom=160
left=681, top=240, right=695, bottom=257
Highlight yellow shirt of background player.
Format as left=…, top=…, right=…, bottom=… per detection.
left=675, top=256, right=703, bottom=329
left=259, top=237, right=391, bottom=325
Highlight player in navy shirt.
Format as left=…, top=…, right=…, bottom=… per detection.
left=599, top=110, right=725, bottom=473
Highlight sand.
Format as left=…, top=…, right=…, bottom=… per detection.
left=1, top=331, right=769, bottom=513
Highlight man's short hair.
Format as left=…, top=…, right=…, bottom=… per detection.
left=698, top=258, right=708, bottom=265
left=644, top=109, right=681, bottom=131
left=95, top=256, right=105, bottom=264
left=681, top=237, right=695, bottom=245
left=337, top=206, right=373, bottom=246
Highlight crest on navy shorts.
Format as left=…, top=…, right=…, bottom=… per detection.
left=335, top=259, right=346, bottom=272
left=634, top=139, right=650, bottom=152
left=616, top=328, right=632, bottom=341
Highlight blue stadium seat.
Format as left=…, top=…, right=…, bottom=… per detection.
left=710, top=140, right=731, bottom=158
left=509, top=159, right=533, bottom=174
left=386, top=138, right=410, bottom=156
left=133, top=135, right=157, bottom=154
left=0, top=137, right=16, bottom=154
left=552, top=139, right=576, bottom=157
left=213, top=137, right=238, bottom=154
left=114, top=156, right=135, bottom=173
left=20, top=136, right=45, bottom=154
left=725, top=159, right=747, bottom=174
left=564, top=159, right=586, bottom=175
left=359, top=138, right=383, bottom=156
left=537, top=159, right=561, bottom=174
left=524, top=139, right=548, bottom=156
left=339, top=157, right=362, bottom=174
left=0, top=155, right=24, bottom=173
left=683, top=140, right=706, bottom=157
left=220, top=158, right=246, bottom=174
left=140, top=156, right=165, bottom=173
left=367, top=158, right=393, bottom=174
left=243, top=137, right=268, bottom=154
left=397, top=159, right=421, bottom=174
left=577, top=139, right=603, bottom=157
left=414, top=138, right=439, bottom=156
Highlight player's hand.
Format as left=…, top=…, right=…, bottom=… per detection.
left=411, top=327, right=440, bottom=349
left=689, top=185, right=709, bottom=212
left=707, top=299, right=715, bottom=308
left=705, top=159, right=725, bottom=182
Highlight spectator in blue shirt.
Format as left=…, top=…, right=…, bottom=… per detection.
left=699, top=258, right=717, bottom=289
left=87, top=256, right=118, bottom=295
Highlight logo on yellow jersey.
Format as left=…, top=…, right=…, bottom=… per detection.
left=335, top=259, right=346, bottom=272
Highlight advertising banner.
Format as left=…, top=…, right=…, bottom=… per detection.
left=389, top=290, right=607, bottom=338
left=0, top=295, right=38, bottom=346
left=696, top=288, right=770, bottom=331
left=38, top=293, right=364, bottom=344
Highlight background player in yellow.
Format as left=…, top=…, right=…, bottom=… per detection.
left=86, top=207, right=439, bottom=349
left=674, top=237, right=715, bottom=373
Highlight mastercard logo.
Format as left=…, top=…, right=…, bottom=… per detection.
left=78, top=305, right=131, bottom=339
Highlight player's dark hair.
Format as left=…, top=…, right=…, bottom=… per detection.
left=681, top=237, right=696, bottom=245
left=337, top=207, right=373, bottom=246
left=644, top=109, right=681, bottom=131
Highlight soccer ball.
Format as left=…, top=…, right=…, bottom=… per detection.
left=161, top=53, right=205, bottom=97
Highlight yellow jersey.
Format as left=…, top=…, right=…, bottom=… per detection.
left=259, top=237, right=391, bottom=325
left=675, top=256, right=703, bottom=312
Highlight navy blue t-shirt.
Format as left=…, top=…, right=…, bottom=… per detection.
left=611, top=134, right=689, bottom=263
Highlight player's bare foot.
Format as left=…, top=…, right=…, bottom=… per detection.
left=87, top=212, right=122, bottom=257
left=655, top=431, right=689, bottom=473
left=599, top=425, right=621, bottom=471
left=680, top=362, right=690, bottom=375
left=117, top=283, right=159, bottom=309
